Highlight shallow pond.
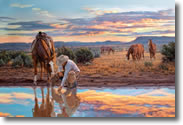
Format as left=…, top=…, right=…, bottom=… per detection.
left=0, top=86, right=175, bottom=117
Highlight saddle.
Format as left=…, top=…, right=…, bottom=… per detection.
left=32, top=32, right=54, bottom=57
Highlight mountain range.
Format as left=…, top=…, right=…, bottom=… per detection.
left=0, top=36, right=175, bottom=51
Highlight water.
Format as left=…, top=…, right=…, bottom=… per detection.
left=0, top=86, right=175, bottom=117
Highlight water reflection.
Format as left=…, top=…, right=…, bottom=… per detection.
left=32, top=87, right=80, bottom=117
left=0, top=87, right=175, bottom=117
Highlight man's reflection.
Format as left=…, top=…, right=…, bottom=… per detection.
left=32, top=87, right=80, bottom=117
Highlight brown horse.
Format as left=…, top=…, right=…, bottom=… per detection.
left=136, top=44, right=144, bottom=60
left=126, top=44, right=144, bottom=61
left=32, top=32, right=56, bottom=85
left=148, top=39, right=156, bottom=59
left=101, top=46, right=114, bottom=55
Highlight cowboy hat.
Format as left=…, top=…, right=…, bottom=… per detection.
left=56, top=55, right=69, bottom=66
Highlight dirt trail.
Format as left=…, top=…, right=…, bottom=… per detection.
left=0, top=67, right=175, bottom=87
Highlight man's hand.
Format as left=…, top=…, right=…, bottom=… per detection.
left=57, top=86, right=62, bottom=92
left=58, top=72, right=64, bottom=77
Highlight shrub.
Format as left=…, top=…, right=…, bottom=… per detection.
left=0, top=51, right=11, bottom=64
left=57, top=47, right=75, bottom=61
left=12, top=55, right=24, bottom=68
left=144, top=61, right=153, bottom=67
left=89, top=48, right=101, bottom=58
left=159, top=63, right=168, bottom=70
left=0, top=50, right=33, bottom=68
left=0, top=59, right=5, bottom=67
left=24, top=55, right=33, bottom=68
left=75, top=48, right=94, bottom=63
left=161, top=42, right=175, bottom=62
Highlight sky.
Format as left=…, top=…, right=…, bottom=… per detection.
left=0, top=0, right=175, bottom=43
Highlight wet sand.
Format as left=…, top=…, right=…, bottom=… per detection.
left=0, top=66, right=175, bottom=87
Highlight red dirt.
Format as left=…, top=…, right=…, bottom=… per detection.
left=0, top=66, right=175, bottom=87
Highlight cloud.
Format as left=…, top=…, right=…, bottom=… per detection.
left=2, top=8, right=175, bottom=42
left=32, top=8, right=55, bottom=18
left=78, top=89, right=175, bottom=117
left=59, top=9, right=174, bottom=37
left=0, top=17, right=16, bottom=22
left=83, top=7, right=121, bottom=16
left=10, top=3, right=33, bottom=8
left=6, top=21, right=55, bottom=31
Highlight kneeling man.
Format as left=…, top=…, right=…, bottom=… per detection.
left=56, top=55, right=80, bottom=91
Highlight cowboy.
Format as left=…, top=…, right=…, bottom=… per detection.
left=56, top=55, right=80, bottom=91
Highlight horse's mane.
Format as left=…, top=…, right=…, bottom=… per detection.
left=149, top=39, right=156, bottom=51
left=127, top=46, right=132, bottom=58
left=34, top=38, right=53, bottom=62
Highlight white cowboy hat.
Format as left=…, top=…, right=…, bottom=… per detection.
left=56, top=55, right=69, bottom=66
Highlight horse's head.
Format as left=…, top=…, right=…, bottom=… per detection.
left=48, top=60, right=55, bottom=75
left=126, top=52, right=130, bottom=60
left=148, top=39, right=152, bottom=46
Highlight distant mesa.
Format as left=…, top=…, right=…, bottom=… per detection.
left=0, top=36, right=175, bottom=51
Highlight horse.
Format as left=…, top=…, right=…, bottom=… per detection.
left=100, top=46, right=114, bottom=55
left=32, top=32, right=56, bottom=85
left=148, top=39, right=156, bottom=59
left=136, top=44, right=144, bottom=60
left=126, top=44, right=144, bottom=61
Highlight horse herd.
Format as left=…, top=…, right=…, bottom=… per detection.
left=31, top=32, right=156, bottom=84
left=100, top=39, right=156, bottom=61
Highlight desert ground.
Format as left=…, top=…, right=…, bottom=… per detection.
left=0, top=51, right=175, bottom=87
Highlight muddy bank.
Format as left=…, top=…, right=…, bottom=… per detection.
left=0, top=67, right=175, bottom=87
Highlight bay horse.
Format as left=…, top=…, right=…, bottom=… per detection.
left=126, top=44, right=144, bottom=61
left=148, top=39, right=156, bottom=59
left=100, top=46, right=114, bottom=55
left=32, top=32, right=56, bottom=85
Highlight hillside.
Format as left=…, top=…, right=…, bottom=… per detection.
left=129, top=36, right=175, bottom=45
left=0, top=36, right=175, bottom=51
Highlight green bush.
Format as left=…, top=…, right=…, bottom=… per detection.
left=75, top=48, right=94, bottom=63
left=159, top=63, right=168, bottom=70
left=0, top=59, right=5, bottom=67
left=89, top=48, right=101, bottom=58
left=12, top=55, right=24, bottom=68
left=0, top=50, right=33, bottom=68
left=57, top=47, right=75, bottom=61
left=144, top=61, right=153, bottom=67
left=24, top=55, right=33, bottom=68
left=161, top=42, right=175, bottom=62
left=0, top=51, right=11, bottom=64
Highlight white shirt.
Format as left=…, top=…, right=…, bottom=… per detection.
left=58, top=59, right=80, bottom=87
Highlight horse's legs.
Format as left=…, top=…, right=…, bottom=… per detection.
left=153, top=53, right=156, bottom=59
left=150, top=52, right=152, bottom=60
left=40, top=62, right=43, bottom=80
left=33, top=58, right=38, bottom=85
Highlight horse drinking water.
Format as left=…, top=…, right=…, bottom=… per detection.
left=31, top=32, right=56, bottom=85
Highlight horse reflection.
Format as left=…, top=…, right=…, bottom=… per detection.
left=32, top=87, right=54, bottom=117
left=32, top=87, right=80, bottom=117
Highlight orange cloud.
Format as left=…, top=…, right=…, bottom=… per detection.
left=78, top=90, right=175, bottom=117
left=50, top=23, right=68, bottom=29
left=0, top=35, right=33, bottom=43
left=0, top=92, right=34, bottom=104
left=0, top=112, right=11, bottom=117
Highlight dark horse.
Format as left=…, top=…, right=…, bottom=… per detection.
left=32, top=32, right=56, bottom=85
left=148, top=39, right=156, bottom=59
left=100, top=46, right=114, bottom=55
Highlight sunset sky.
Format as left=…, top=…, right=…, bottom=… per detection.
left=0, top=0, right=175, bottom=43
